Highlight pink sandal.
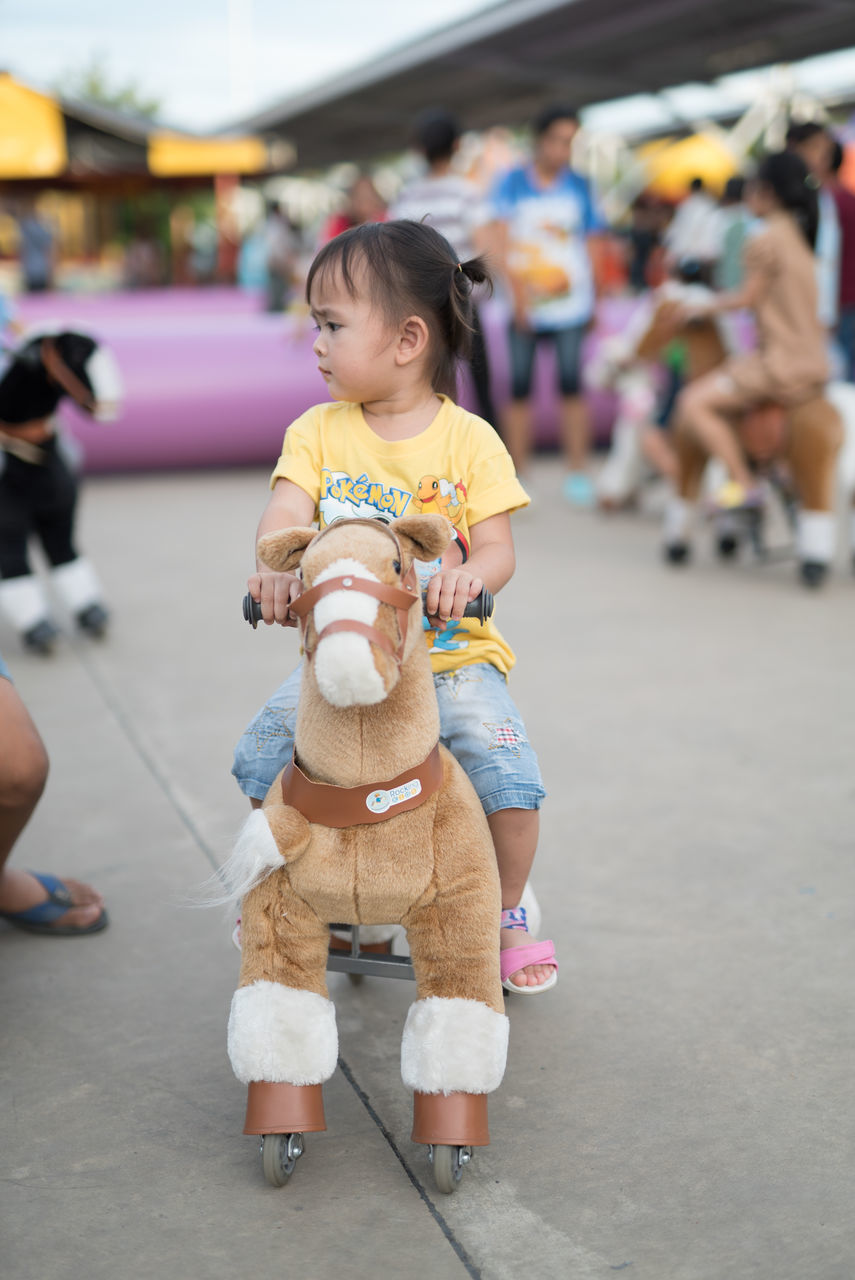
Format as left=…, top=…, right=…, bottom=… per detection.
left=500, top=906, right=558, bottom=995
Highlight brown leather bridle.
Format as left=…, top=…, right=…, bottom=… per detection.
left=288, top=519, right=420, bottom=670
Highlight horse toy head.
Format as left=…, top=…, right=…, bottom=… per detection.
left=257, top=513, right=451, bottom=708
left=0, top=328, right=122, bottom=425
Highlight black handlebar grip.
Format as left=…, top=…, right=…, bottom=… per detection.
left=242, top=587, right=494, bottom=629
left=243, top=592, right=264, bottom=629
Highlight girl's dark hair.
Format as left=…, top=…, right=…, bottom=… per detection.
left=755, top=150, right=819, bottom=249
left=306, top=220, right=491, bottom=397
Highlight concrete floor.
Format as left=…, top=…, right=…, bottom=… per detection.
left=1, top=459, right=853, bottom=1280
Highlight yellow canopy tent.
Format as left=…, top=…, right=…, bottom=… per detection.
left=640, top=132, right=740, bottom=201
left=147, top=132, right=269, bottom=178
left=0, top=74, right=67, bottom=179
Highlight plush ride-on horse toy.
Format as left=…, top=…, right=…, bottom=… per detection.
left=0, top=327, right=122, bottom=653
left=666, top=389, right=844, bottom=587
left=218, top=514, right=509, bottom=1193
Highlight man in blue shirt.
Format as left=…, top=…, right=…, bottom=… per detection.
left=488, top=104, right=605, bottom=505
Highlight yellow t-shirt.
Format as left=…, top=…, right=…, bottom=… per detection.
left=269, top=395, right=529, bottom=675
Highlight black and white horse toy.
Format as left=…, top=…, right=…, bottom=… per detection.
left=0, top=327, right=122, bottom=654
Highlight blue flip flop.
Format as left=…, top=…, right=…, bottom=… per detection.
left=0, top=872, right=108, bottom=936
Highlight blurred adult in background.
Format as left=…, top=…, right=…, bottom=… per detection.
left=391, top=107, right=498, bottom=429
left=626, top=195, right=662, bottom=293
left=17, top=204, right=55, bottom=293
left=663, top=177, right=720, bottom=279
left=320, top=173, right=387, bottom=243
left=123, top=219, right=165, bottom=289
left=263, top=201, right=301, bottom=313
left=787, top=122, right=841, bottom=334
left=486, top=103, right=606, bottom=504
left=828, top=138, right=855, bottom=382
left=714, top=176, right=750, bottom=292
left=666, top=151, right=830, bottom=536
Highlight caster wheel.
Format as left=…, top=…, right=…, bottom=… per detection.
left=23, top=619, right=59, bottom=656
left=716, top=534, right=739, bottom=559
left=77, top=602, right=109, bottom=638
left=799, top=561, right=828, bottom=589
left=260, top=1132, right=304, bottom=1187
left=663, top=541, right=690, bottom=565
left=430, top=1144, right=471, bottom=1194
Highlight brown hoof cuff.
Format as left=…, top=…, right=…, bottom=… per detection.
left=243, top=1081, right=326, bottom=1135
left=411, top=1091, right=490, bottom=1147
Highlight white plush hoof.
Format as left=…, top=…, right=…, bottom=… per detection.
left=228, top=981, right=338, bottom=1085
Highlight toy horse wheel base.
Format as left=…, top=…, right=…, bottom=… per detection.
left=260, top=1132, right=304, bottom=1186
left=412, top=1090, right=489, bottom=1195
left=244, top=1080, right=326, bottom=1187
left=429, top=1142, right=472, bottom=1194
left=327, top=925, right=414, bottom=985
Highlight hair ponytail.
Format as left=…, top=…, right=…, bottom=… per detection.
left=306, top=221, right=493, bottom=398
left=756, top=151, right=819, bottom=249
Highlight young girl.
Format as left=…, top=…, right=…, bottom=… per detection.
left=232, top=220, right=557, bottom=993
left=669, top=151, right=828, bottom=518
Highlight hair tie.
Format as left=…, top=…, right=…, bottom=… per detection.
left=457, top=262, right=463, bottom=272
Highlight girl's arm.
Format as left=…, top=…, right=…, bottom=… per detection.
left=248, top=477, right=316, bottom=626
left=424, top=511, right=515, bottom=623
left=709, top=266, right=768, bottom=315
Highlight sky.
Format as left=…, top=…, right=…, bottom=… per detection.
left=3, top=1, right=855, bottom=142
left=1, top=0, right=498, bottom=130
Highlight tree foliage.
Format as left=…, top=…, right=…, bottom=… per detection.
left=54, top=56, right=162, bottom=121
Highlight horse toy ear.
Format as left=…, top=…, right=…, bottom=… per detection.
left=257, top=527, right=317, bottom=571
left=390, top=514, right=453, bottom=565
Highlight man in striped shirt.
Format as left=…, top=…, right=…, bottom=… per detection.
left=392, top=108, right=498, bottom=433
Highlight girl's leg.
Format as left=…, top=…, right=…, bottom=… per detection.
left=0, top=673, right=103, bottom=926
left=676, top=372, right=754, bottom=489
left=434, top=664, right=554, bottom=988
left=232, top=664, right=303, bottom=809
left=640, top=424, right=678, bottom=482
left=487, top=807, right=555, bottom=988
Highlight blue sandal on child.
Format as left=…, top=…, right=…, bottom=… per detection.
left=499, top=905, right=558, bottom=995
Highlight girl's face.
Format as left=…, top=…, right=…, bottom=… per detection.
left=746, top=179, right=776, bottom=218
left=309, top=262, right=398, bottom=403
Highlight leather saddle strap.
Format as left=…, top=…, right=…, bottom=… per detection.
left=281, top=743, right=444, bottom=827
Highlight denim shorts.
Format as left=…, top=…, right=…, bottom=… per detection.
left=508, top=321, right=587, bottom=399
left=232, top=660, right=545, bottom=816
left=0, top=650, right=10, bottom=682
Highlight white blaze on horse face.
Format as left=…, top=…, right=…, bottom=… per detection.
left=84, top=346, right=123, bottom=421
left=311, top=557, right=388, bottom=707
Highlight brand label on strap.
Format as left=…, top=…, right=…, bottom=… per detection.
left=366, top=778, right=422, bottom=815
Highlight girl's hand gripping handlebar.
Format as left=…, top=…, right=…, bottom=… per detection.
left=242, top=586, right=494, bottom=629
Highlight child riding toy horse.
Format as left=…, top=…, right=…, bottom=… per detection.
left=217, top=514, right=510, bottom=1192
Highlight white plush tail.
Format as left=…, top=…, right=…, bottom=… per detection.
left=196, top=809, right=284, bottom=909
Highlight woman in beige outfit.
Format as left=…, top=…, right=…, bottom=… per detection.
left=665, top=151, right=842, bottom=584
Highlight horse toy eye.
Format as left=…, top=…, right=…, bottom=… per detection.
left=392, top=559, right=401, bottom=575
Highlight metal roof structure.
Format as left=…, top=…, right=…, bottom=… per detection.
left=235, top=0, right=855, bottom=170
